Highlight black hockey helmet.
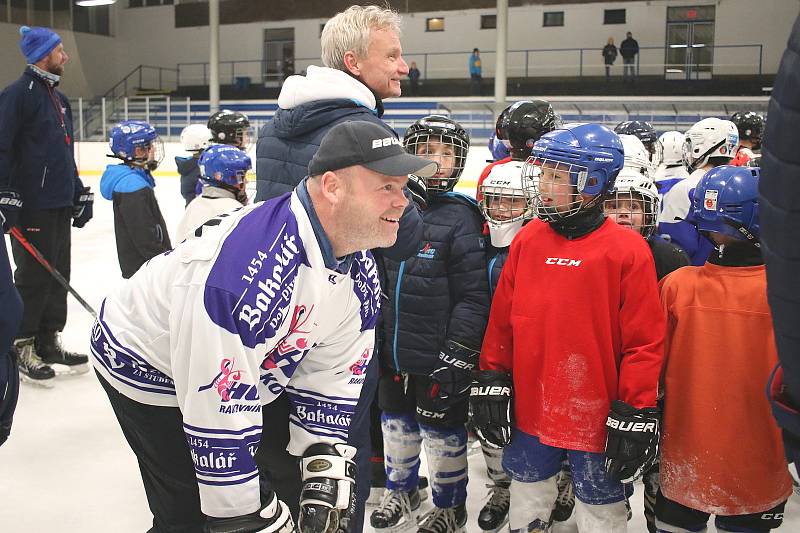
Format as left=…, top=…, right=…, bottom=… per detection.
left=730, top=111, right=765, bottom=149
left=403, top=115, right=470, bottom=193
left=207, top=109, right=251, bottom=148
left=496, top=100, right=561, bottom=160
left=615, top=120, right=662, bottom=167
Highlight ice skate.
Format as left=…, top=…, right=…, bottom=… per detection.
left=550, top=463, right=574, bottom=523
left=478, top=483, right=509, bottom=533
left=16, top=337, right=55, bottom=388
left=36, top=332, right=89, bottom=376
left=417, top=504, right=467, bottom=533
left=370, top=488, right=423, bottom=532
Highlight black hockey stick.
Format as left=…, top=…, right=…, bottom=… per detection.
left=9, top=226, right=97, bottom=319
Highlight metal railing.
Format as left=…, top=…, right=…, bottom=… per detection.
left=69, top=95, right=769, bottom=143
left=175, top=44, right=764, bottom=86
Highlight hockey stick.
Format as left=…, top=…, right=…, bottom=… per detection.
left=9, top=226, right=97, bottom=319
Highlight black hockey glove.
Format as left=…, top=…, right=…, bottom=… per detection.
left=204, top=489, right=294, bottom=533
left=429, top=340, right=478, bottom=411
left=0, top=189, right=23, bottom=233
left=72, top=186, right=94, bottom=228
left=604, top=400, right=660, bottom=483
left=469, top=370, right=513, bottom=449
left=299, top=443, right=357, bottom=533
left=406, top=174, right=428, bottom=210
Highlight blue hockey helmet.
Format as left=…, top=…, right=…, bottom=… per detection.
left=692, top=165, right=759, bottom=244
left=526, top=123, right=624, bottom=221
left=198, top=144, right=252, bottom=190
left=109, top=120, right=164, bottom=170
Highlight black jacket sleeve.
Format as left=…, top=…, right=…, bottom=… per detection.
left=762, top=13, right=800, bottom=408
left=445, top=206, right=491, bottom=351
left=115, top=188, right=172, bottom=276
left=0, top=82, right=24, bottom=191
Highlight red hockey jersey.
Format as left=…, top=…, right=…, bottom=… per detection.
left=480, top=218, right=665, bottom=452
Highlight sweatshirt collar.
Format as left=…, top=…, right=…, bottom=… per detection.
left=296, top=178, right=355, bottom=274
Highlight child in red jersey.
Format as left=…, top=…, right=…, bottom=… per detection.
left=470, top=123, right=665, bottom=532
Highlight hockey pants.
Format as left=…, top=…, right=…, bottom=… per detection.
left=654, top=490, right=787, bottom=533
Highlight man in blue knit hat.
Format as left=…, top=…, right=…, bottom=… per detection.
left=0, top=26, right=94, bottom=386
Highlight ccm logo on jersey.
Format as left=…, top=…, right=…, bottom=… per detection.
left=372, top=137, right=401, bottom=149
left=606, top=418, right=657, bottom=433
left=545, top=257, right=582, bottom=267
left=416, top=407, right=445, bottom=419
left=471, top=385, right=512, bottom=397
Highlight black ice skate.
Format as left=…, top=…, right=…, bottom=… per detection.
left=417, top=504, right=467, bottom=533
left=370, top=488, right=422, bottom=531
left=16, top=337, right=55, bottom=387
left=551, top=462, right=575, bottom=522
left=36, top=332, right=89, bottom=375
left=477, top=483, right=509, bottom=532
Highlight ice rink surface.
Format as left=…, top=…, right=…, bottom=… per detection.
left=1, top=146, right=798, bottom=532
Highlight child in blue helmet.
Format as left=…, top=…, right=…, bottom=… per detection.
left=471, top=123, right=665, bottom=531
left=657, top=165, right=791, bottom=533
left=175, top=144, right=251, bottom=241
left=100, top=120, right=171, bottom=279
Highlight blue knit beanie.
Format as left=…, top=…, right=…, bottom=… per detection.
left=19, top=26, right=62, bottom=64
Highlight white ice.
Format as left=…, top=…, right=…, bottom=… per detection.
left=1, top=146, right=798, bottom=532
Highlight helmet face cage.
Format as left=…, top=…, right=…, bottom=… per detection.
left=479, top=184, right=534, bottom=225
left=403, top=127, right=469, bottom=193
left=604, top=184, right=659, bottom=238
left=129, top=136, right=164, bottom=169
left=525, top=157, right=594, bottom=221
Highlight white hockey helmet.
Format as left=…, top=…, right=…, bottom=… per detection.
left=682, top=118, right=739, bottom=172
left=479, top=163, right=534, bottom=248
left=605, top=168, right=660, bottom=238
left=180, top=124, right=212, bottom=152
left=619, top=134, right=653, bottom=178
left=659, top=131, right=685, bottom=167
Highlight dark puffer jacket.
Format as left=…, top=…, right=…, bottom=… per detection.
left=382, top=193, right=491, bottom=375
left=761, top=13, right=800, bottom=461
left=486, top=245, right=509, bottom=298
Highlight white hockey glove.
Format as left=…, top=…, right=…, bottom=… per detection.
left=604, top=400, right=661, bottom=483
left=299, top=443, right=357, bottom=533
left=204, top=489, right=294, bottom=533
left=469, top=370, right=513, bottom=448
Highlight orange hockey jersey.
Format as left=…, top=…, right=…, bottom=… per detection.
left=659, top=263, right=792, bottom=515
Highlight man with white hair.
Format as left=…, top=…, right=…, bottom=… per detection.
left=254, top=7, right=427, bottom=532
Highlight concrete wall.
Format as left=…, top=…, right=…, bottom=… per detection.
left=0, top=0, right=796, bottom=97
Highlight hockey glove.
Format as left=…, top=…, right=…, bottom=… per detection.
left=0, top=189, right=23, bottom=233
left=604, top=400, right=660, bottom=483
left=204, top=489, right=295, bottom=533
left=72, top=186, right=94, bottom=228
left=406, top=174, right=428, bottom=210
left=429, top=340, right=478, bottom=411
left=469, top=370, right=513, bottom=449
left=299, top=443, right=357, bottom=533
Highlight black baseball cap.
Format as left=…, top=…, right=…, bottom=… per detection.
left=308, top=121, right=438, bottom=178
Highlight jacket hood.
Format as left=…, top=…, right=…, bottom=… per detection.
left=269, top=99, right=379, bottom=139
left=277, top=65, right=376, bottom=111
left=100, top=164, right=154, bottom=200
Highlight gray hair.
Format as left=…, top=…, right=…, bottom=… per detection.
left=321, top=5, right=403, bottom=71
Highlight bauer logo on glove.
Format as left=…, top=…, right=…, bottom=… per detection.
left=603, top=399, right=660, bottom=483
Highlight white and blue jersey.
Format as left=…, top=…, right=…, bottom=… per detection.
left=657, top=168, right=714, bottom=266
left=90, top=184, right=381, bottom=518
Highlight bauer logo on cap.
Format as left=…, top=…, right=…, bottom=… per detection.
left=704, top=189, right=719, bottom=211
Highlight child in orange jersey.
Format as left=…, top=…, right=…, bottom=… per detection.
left=656, top=165, right=792, bottom=532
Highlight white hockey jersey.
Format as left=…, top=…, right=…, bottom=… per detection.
left=176, top=186, right=242, bottom=241
left=90, top=188, right=381, bottom=518
left=653, top=164, right=690, bottom=206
